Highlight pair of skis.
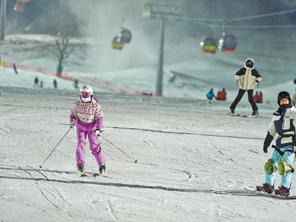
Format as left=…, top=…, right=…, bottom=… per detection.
left=80, top=172, right=101, bottom=177
left=231, top=113, right=259, bottom=118
left=80, top=166, right=106, bottom=177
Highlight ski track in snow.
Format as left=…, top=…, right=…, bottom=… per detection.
left=20, top=167, right=63, bottom=212
left=0, top=127, right=10, bottom=135
left=107, top=126, right=264, bottom=140
left=18, top=166, right=89, bottom=218
left=0, top=172, right=286, bottom=199
left=53, top=186, right=88, bottom=218
left=1, top=86, right=294, bottom=221
left=0, top=165, right=253, bottom=196
left=107, top=199, right=118, bottom=221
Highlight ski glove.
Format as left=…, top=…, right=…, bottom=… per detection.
left=70, top=119, right=77, bottom=128
left=263, top=144, right=269, bottom=153
left=94, top=128, right=103, bottom=137
left=263, top=132, right=273, bottom=153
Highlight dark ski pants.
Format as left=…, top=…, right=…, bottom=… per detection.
left=230, top=89, right=258, bottom=112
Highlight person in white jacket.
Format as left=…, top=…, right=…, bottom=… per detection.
left=230, top=58, right=262, bottom=116
left=256, top=91, right=296, bottom=196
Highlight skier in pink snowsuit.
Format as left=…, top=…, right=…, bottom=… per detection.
left=69, top=85, right=106, bottom=174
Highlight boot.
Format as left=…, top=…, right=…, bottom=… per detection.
left=77, top=164, right=84, bottom=173
left=256, top=183, right=274, bottom=194
left=99, top=165, right=106, bottom=174
left=252, top=110, right=259, bottom=117
left=275, top=186, right=290, bottom=197
left=229, top=108, right=235, bottom=115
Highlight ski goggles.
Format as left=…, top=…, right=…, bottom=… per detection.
left=80, top=92, right=92, bottom=98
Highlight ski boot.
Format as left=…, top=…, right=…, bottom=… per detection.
left=256, top=183, right=274, bottom=194
left=230, top=108, right=235, bottom=115
left=92, top=165, right=106, bottom=177
left=252, top=110, right=259, bottom=117
left=99, top=165, right=106, bottom=174
left=78, top=164, right=84, bottom=172
left=275, top=186, right=290, bottom=197
left=78, top=165, right=86, bottom=177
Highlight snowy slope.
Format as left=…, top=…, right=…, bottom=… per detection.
left=0, top=86, right=294, bottom=222
left=0, top=68, right=75, bottom=90
left=1, top=34, right=295, bottom=104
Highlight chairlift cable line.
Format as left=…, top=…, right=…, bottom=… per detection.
left=222, top=24, right=296, bottom=29
left=178, top=8, right=296, bottom=29
left=228, top=7, right=296, bottom=22
left=18, top=3, right=296, bottom=31
left=22, top=2, right=296, bottom=28
left=195, top=20, right=296, bottom=29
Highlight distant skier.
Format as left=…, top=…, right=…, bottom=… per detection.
left=256, top=91, right=296, bottom=196
left=40, top=80, right=43, bottom=88
left=216, top=88, right=227, bottom=101
left=13, top=63, right=18, bottom=74
left=69, top=85, right=106, bottom=175
left=229, top=58, right=262, bottom=116
left=73, top=79, right=79, bottom=89
left=0, top=57, right=6, bottom=70
left=206, top=88, right=215, bottom=103
left=53, top=79, right=58, bottom=89
left=168, top=73, right=176, bottom=83
left=34, top=77, right=39, bottom=87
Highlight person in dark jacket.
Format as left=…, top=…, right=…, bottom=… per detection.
left=53, top=79, right=58, bottom=89
left=34, top=77, right=39, bottom=87
left=13, top=63, right=18, bottom=74
left=256, top=91, right=296, bottom=196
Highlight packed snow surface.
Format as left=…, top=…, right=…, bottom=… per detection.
left=0, top=86, right=294, bottom=222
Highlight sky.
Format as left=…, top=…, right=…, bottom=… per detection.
left=6, top=0, right=296, bottom=36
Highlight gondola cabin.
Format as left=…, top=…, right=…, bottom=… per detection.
left=219, top=33, right=237, bottom=52
left=200, top=36, right=217, bottom=54
left=112, top=36, right=124, bottom=50
left=14, top=2, right=25, bottom=13
left=14, top=0, right=31, bottom=13
left=120, top=28, right=132, bottom=44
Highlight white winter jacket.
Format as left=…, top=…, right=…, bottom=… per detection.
left=235, top=66, right=262, bottom=90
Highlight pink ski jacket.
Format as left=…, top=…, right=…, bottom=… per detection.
left=70, top=99, right=104, bottom=130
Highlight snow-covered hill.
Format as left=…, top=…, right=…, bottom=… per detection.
left=0, top=86, right=294, bottom=222
left=1, top=34, right=295, bottom=103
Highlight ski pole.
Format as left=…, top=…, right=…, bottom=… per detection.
left=39, top=127, right=72, bottom=168
left=100, top=135, right=137, bottom=163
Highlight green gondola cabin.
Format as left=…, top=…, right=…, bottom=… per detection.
left=112, top=36, right=124, bottom=50
left=200, top=36, right=218, bottom=54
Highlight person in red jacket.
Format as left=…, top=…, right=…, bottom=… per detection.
left=253, top=91, right=260, bottom=103
left=216, top=88, right=227, bottom=101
